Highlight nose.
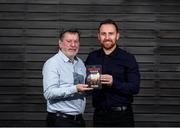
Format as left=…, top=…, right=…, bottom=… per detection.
left=70, top=42, right=75, bottom=47
left=105, top=34, right=109, bottom=39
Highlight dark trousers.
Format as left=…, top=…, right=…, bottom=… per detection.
left=93, top=106, right=134, bottom=127
left=46, top=112, right=86, bottom=127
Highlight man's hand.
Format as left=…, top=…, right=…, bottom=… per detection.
left=100, top=74, right=113, bottom=86
left=76, top=84, right=93, bottom=92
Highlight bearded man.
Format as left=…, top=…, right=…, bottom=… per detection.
left=85, top=19, right=140, bottom=127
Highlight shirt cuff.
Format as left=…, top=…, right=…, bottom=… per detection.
left=70, top=85, right=78, bottom=94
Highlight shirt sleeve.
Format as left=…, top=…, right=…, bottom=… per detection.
left=42, top=60, right=77, bottom=100
left=112, top=55, right=140, bottom=95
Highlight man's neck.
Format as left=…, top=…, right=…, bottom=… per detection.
left=103, top=45, right=117, bottom=55
left=68, top=59, right=74, bottom=64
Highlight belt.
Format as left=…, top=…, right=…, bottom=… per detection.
left=111, top=106, right=127, bottom=111
left=48, top=112, right=83, bottom=121
left=96, top=106, right=128, bottom=112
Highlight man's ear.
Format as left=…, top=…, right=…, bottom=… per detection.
left=58, top=39, right=62, bottom=48
left=117, top=32, right=120, bottom=40
left=97, top=33, right=100, bottom=40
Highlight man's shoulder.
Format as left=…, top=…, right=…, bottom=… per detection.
left=88, top=49, right=101, bottom=56
left=117, top=48, right=134, bottom=57
left=76, top=56, right=84, bottom=64
left=44, top=53, right=59, bottom=65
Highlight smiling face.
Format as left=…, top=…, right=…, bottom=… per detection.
left=98, top=24, right=120, bottom=54
left=59, top=32, right=80, bottom=60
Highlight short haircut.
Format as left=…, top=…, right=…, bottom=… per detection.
left=98, top=19, right=119, bottom=32
left=59, top=28, right=80, bottom=41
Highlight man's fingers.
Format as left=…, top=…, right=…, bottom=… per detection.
left=77, top=84, right=93, bottom=92
left=84, top=87, right=93, bottom=90
left=83, top=85, right=93, bottom=90
left=101, top=81, right=110, bottom=84
left=82, top=84, right=89, bottom=88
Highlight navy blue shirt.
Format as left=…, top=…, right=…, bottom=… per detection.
left=85, top=46, right=140, bottom=109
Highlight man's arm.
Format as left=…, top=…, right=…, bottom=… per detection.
left=112, top=55, right=140, bottom=95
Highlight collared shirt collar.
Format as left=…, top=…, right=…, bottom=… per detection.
left=58, top=50, right=78, bottom=63
left=100, top=45, right=119, bottom=57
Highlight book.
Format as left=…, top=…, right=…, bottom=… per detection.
left=86, top=65, right=102, bottom=89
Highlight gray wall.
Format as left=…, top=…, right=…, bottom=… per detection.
left=0, top=0, right=180, bottom=126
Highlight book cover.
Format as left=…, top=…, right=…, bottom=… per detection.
left=86, top=65, right=102, bottom=89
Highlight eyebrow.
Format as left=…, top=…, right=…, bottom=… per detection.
left=100, top=31, right=114, bottom=34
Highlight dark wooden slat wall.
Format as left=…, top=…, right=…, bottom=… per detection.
left=0, top=0, right=180, bottom=126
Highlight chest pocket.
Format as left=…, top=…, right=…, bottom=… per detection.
left=111, top=64, right=126, bottom=80
left=73, top=72, right=84, bottom=85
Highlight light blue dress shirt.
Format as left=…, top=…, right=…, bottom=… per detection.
left=42, top=50, right=86, bottom=115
